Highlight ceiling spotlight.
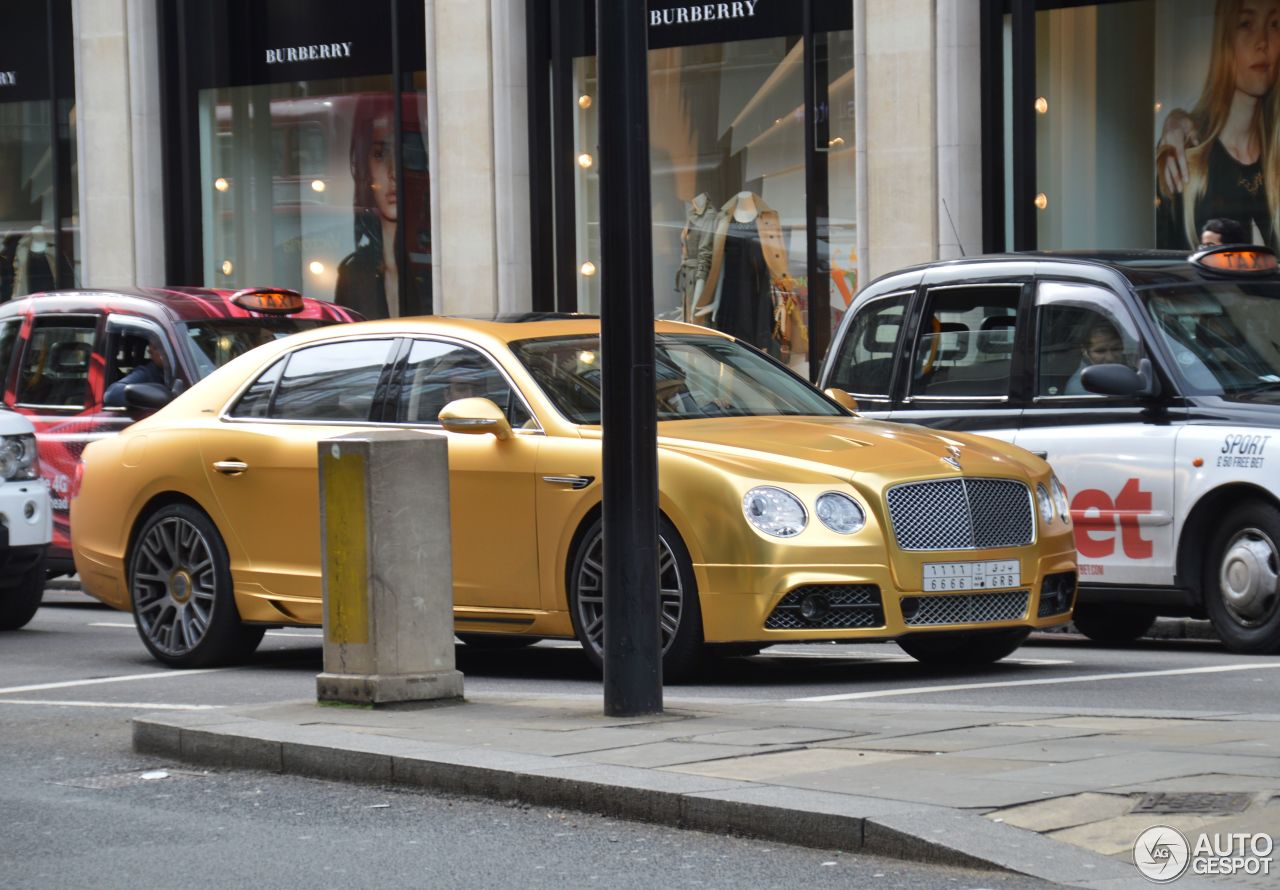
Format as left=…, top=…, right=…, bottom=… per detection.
left=580, top=260, right=597, bottom=277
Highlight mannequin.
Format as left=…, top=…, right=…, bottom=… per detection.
left=676, top=192, right=716, bottom=321
left=691, top=191, right=789, bottom=351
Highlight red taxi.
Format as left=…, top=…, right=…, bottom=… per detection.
left=0, top=287, right=359, bottom=574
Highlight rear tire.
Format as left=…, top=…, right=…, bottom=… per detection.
left=896, top=627, right=1030, bottom=665
left=129, top=503, right=264, bottom=668
left=568, top=515, right=705, bottom=682
left=0, top=557, right=45, bottom=631
left=1203, top=501, right=1280, bottom=654
left=1070, top=603, right=1157, bottom=643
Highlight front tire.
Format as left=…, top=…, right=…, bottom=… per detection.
left=897, top=627, right=1030, bottom=665
left=1203, top=502, right=1280, bottom=654
left=568, top=516, right=705, bottom=682
left=0, top=557, right=45, bottom=631
left=1071, top=603, right=1157, bottom=643
left=129, top=503, right=264, bottom=668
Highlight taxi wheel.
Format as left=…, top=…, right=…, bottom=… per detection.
left=568, top=516, right=705, bottom=682
left=129, top=504, right=265, bottom=668
left=896, top=627, right=1030, bottom=665
left=0, top=558, right=45, bottom=631
left=1204, top=502, right=1280, bottom=654
left=1070, top=603, right=1156, bottom=644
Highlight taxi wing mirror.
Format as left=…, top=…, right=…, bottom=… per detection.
left=1080, top=358, right=1161, bottom=399
left=439, top=397, right=512, bottom=440
left=123, top=382, right=174, bottom=413
left=823, top=387, right=859, bottom=414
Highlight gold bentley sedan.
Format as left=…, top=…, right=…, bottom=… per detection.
left=71, top=316, right=1078, bottom=678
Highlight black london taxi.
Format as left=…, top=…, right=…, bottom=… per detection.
left=818, top=246, right=1280, bottom=654
left=0, top=286, right=359, bottom=574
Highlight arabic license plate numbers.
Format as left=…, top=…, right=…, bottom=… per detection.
left=923, top=560, right=1020, bottom=592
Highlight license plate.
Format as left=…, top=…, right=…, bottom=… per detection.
left=923, top=560, right=1021, bottom=592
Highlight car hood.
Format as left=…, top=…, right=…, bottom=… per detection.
left=620, top=415, right=1042, bottom=482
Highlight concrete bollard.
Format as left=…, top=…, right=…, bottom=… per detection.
left=315, top=430, right=464, bottom=706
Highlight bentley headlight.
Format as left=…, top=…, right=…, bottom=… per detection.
left=1051, top=474, right=1071, bottom=524
left=1036, top=483, right=1054, bottom=524
left=816, top=492, right=865, bottom=534
left=0, top=434, right=37, bottom=481
left=743, top=486, right=807, bottom=538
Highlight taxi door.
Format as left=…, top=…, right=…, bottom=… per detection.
left=1012, top=280, right=1179, bottom=587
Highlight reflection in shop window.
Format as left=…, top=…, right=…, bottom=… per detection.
left=200, top=78, right=429, bottom=318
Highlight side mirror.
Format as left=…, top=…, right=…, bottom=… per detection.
left=1080, top=358, right=1161, bottom=398
left=123, top=382, right=174, bottom=412
left=439, top=397, right=512, bottom=440
left=823, top=387, right=859, bottom=414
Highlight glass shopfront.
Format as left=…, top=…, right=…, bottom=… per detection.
left=0, top=0, right=77, bottom=301
left=160, top=0, right=430, bottom=317
left=991, top=0, right=1280, bottom=254
left=531, top=1, right=853, bottom=378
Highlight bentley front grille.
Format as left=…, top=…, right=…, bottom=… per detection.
left=886, top=478, right=1034, bottom=551
left=901, top=590, right=1030, bottom=626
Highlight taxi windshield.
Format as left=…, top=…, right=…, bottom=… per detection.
left=179, top=319, right=327, bottom=378
left=1140, top=283, right=1280, bottom=396
left=510, top=333, right=843, bottom=424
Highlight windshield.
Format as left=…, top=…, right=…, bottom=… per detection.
left=1140, top=283, right=1280, bottom=396
left=510, top=333, right=844, bottom=424
left=180, top=319, right=328, bottom=379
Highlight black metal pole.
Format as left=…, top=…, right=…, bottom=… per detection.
left=979, top=0, right=1005, bottom=253
left=597, top=0, right=662, bottom=716
left=1011, top=0, right=1036, bottom=251
left=389, top=0, right=414, bottom=314
left=802, top=0, right=830, bottom=381
left=46, top=0, right=65, bottom=288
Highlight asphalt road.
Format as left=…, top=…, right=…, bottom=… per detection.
left=1, top=592, right=1076, bottom=890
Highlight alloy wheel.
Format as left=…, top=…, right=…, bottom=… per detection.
left=132, top=516, right=219, bottom=657
left=573, top=530, right=684, bottom=656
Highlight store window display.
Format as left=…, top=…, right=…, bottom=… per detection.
left=676, top=193, right=715, bottom=321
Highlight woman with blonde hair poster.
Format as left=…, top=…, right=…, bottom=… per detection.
left=1156, top=0, right=1280, bottom=250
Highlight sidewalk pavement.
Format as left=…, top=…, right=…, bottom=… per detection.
left=135, top=683, right=1278, bottom=889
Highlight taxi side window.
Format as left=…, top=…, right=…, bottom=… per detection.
left=1034, top=282, right=1142, bottom=397
left=910, top=285, right=1020, bottom=398
left=827, top=292, right=909, bottom=397
left=268, top=339, right=394, bottom=422
left=0, top=319, right=19, bottom=392
left=397, top=340, right=532, bottom=428
left=15, top=317, right=97, bottom=408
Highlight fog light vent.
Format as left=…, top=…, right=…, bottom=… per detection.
left=765, top=585, right=883, bottom=630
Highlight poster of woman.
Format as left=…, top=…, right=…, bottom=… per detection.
left=1155, top=0, right=1280, bottom=250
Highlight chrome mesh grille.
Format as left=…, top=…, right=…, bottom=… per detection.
left=902, top=590, right=1030, bottom=626
left=886, top=478, right=1033, bottom=551
left=765, top=585, right=884, bottom=630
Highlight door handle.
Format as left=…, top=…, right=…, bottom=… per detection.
left=212, top=460, right=249, bottom=476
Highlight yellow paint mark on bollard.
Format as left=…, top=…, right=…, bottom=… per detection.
left=322, top=448, right=369, bottom=645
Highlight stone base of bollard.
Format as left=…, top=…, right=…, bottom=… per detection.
left=317, top=670, right=464, bottom=706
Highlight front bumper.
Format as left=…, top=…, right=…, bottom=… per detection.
left=696, top=550, right=1078, bottom=642
left=0, top=480, right=52, bottom=551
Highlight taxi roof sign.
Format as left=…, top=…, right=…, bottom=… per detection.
left=230, top=288, right=306, bottom=314
left=1189, top=245, right=1280, bottom=275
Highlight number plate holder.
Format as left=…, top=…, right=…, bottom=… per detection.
left=922, top=559, right=1021, bottom=592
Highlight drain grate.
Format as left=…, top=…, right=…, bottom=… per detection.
left=1132, top=792, right=1253, bottom=815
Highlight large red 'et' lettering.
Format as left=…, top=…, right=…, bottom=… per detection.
left=1069, top=478, right=1153, bottom=559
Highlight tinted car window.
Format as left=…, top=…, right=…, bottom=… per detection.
left=229, top=357, right=285, bottom=418
left=15, top=317, right=97, bottom=407
left=827, top=291, right=909, bottom=397
left=0, top=319, right=19, bottom=390
left=180, top=319, right=328, bottom=378
left=910, top=285, right=1020, bottom=399
left=1033, top=282, right=1142, bottom=397
left=269, top=340, right=393, bottom=422
left=398, top=340, right=531, bottom=427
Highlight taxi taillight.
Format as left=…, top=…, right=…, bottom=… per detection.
left=230, top=287, right=305, bottom=314
left=1189, top=245, right=1280, bottom=275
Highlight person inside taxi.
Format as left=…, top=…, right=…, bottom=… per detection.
left=104, top=343, right=167, bottom=408
left=1200, top=216, right=1249, bottom=247
left=1064, top=320, right=1129, bottom=395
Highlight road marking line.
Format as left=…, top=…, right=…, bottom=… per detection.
left=0, top=699, right=220, bottom=710
left=0, top=669, right=225, bottom=696
left=792, top=662, right=1280, bottom=702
